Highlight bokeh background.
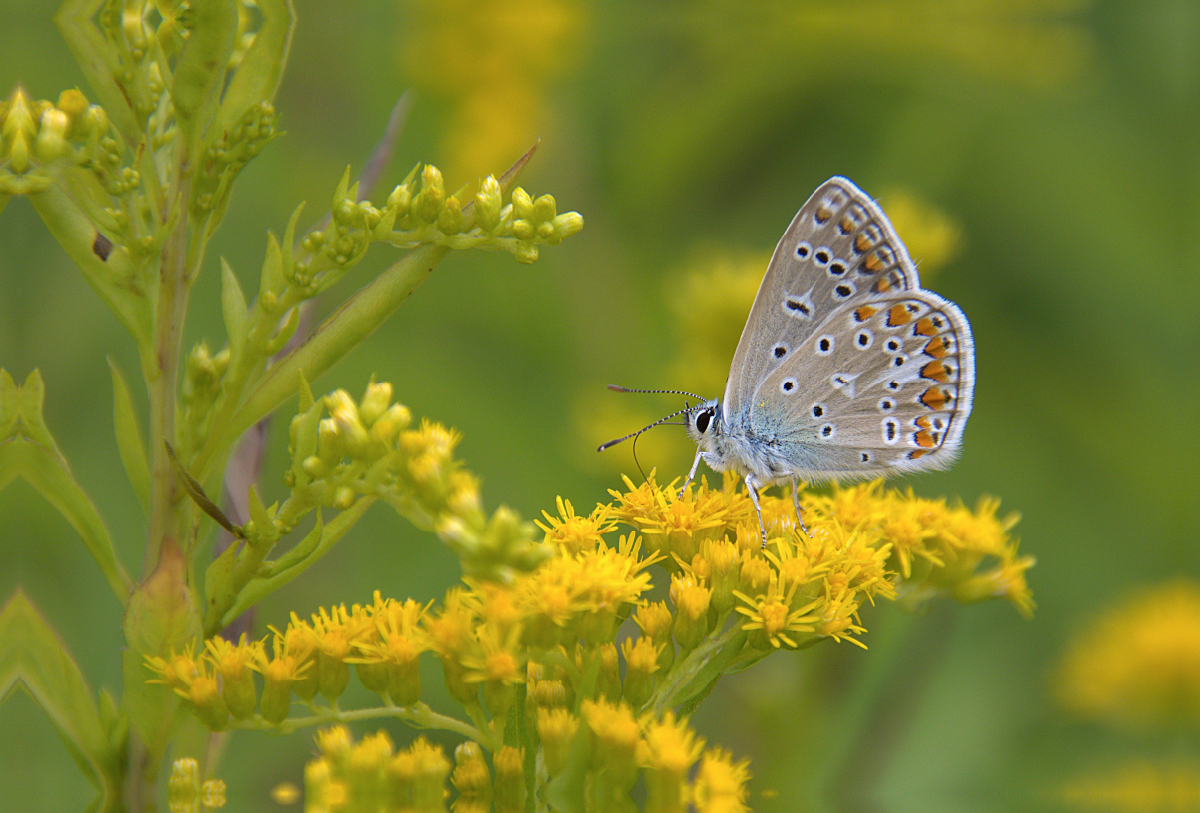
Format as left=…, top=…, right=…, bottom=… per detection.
left=2, top=1, right=1199, bottom=811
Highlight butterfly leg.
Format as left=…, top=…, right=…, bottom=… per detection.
left=744, top=476, right=768, bottom=548
left=791, top=476, right=809, bottom=537
left=680, top=448, right=705, bottom=499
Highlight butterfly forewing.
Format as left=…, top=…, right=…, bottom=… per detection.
left=723, top=177, right=922, bottom=419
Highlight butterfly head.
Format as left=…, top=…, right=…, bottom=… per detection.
left=684, top=398, right=723, bottom=449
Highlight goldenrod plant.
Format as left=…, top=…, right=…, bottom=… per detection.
left=1053, top=580, right=1200, bottom=812
left=0, top=3, right=1031, bottom=812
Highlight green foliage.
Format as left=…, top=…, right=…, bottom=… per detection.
left=0, top=3, right=581, bottom=809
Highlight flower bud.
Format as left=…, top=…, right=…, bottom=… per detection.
left=188, top=674, right=229, bottom=731
left=452, top=741, right=492, bottom=801
left=475, top=175, right=503, bottom=232
left=621, top=636, right=661, bottom=708
left=740, top=556, right=771, bottom=596
left=412, top=165, right=445, bottom=223
left=35, top=108, right=69, bottom=162
left=511, top=187, right=534, bottom=220
left=436, top=195, right=464, bottom=234
left=358, top=380, right=393, bottom=426
left=493, top=746, right=525, bottom=813
left=672, top=581, right=712, bottom=652
left=537, top=708, right=578, bottom=778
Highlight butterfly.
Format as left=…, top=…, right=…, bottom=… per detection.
left=605, top=177, right=975, bottom=545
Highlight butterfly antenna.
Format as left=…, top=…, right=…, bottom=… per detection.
left=596, top=404, right=694, bottom=452
left=607, top=384, right=706, bottom=401
left=631, top=432, right=648, bottom=483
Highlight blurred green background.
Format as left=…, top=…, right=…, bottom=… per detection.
left=2, top=0, right=1198, bottom=810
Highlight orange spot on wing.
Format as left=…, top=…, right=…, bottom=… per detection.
left=854, top=305, right=878, bottom=322
left=839, top=216, right=854, bottom=234
left=920, top=361, right=949, bottom=382
left=915, top=416, right=932, bottom=430
left=913, top=430, right=936, bottom=448
left=854, top=233, right=872, bottom=254
left=816, top=206, right=833, bottom=224
left=923, top=337, right=947, bottom=358
left=887, top=304, right=911, bottom=326
left=918, top=387, right=950, bottom=410
left=913, top=317, right=937, bottom=336
left=907, top=449, right=928, bottom=459
left=873, top=278, right=892, bottom=293
left=864, top=252, right=883, bottom=273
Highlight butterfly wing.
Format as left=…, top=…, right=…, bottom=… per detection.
left=750, top=289, right=975, bottom=481
left=723, top=177, right=920, bottom=420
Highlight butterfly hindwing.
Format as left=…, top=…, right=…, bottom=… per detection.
left=750, top=288, right=975, bottom=481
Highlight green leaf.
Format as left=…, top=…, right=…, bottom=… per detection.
left=213, top=0, right=295, bottom=139
left=245, top=484, right=278, bottom=543
left=120, top=648, right=182, bottom=774
left=220, top=258, right=249, bottom=358
left=544, top=718, right=591, bottom=813
left=219, top=243, right=449, bottom=449
left=0, top=590, right=123, bottom=812
left=108, top=359, right=150, bottom=512
left=53, top=0, right=142, bottom=146
left=172, top=0, right=238, bottom=154
left=0, top=370, right=132, bottom=602
left=661, top=629, right=748, bottom=714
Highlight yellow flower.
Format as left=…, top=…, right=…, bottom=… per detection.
left=1056, top=580, right=1200, bottom=729
left=1057, top=759, right=1200, bottom=813
left=627, top=478, right=736, bottom=563
left=691, top=748, right=752, bottom=813
left=639, top=711, right=705, bottom=811
left=734, top=576, right=820, bottom=650
left=876, top=187, right=963, bottom=275
left=536, top=496, right=615, bottom=554
left=581, top=698, right=641, bottom=788
left=144, top=643, right=201, bottom=690
left=400, top=0, right=586, bottom=180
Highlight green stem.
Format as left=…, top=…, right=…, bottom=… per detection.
left=651, top=620, right=742, bottom=715
left=193, top=243, right=450, bottom=482
left=145, top=170, right=195, bottom=576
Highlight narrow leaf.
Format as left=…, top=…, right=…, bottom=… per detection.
left=53, top=0, right=142, bottom=145
left=108, top=358, right=150, bottom=511
left=172, top=0, right=238, bottom=152
left=220, top=259, right=248, bottom=357
left=164, top=442, right=242, bottom=539
left=213, top=0, right=295, bottom=138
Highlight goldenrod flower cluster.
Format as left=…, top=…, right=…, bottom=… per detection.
left=283, top=382, right=547, bottom=581
left=150, top=468, right=1028, bottom=810
left=297, top=164, right=583, bottom=273
left=0, top=88, right=127, bottom=195
left=302, top=715, right=748, bottom=813
left=1056, top=760, right=1200, bottom=813
left=1057, top=579, right=1200, bottom=729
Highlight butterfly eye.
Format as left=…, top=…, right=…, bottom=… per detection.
left=695, top=410, right=712, bottom=434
